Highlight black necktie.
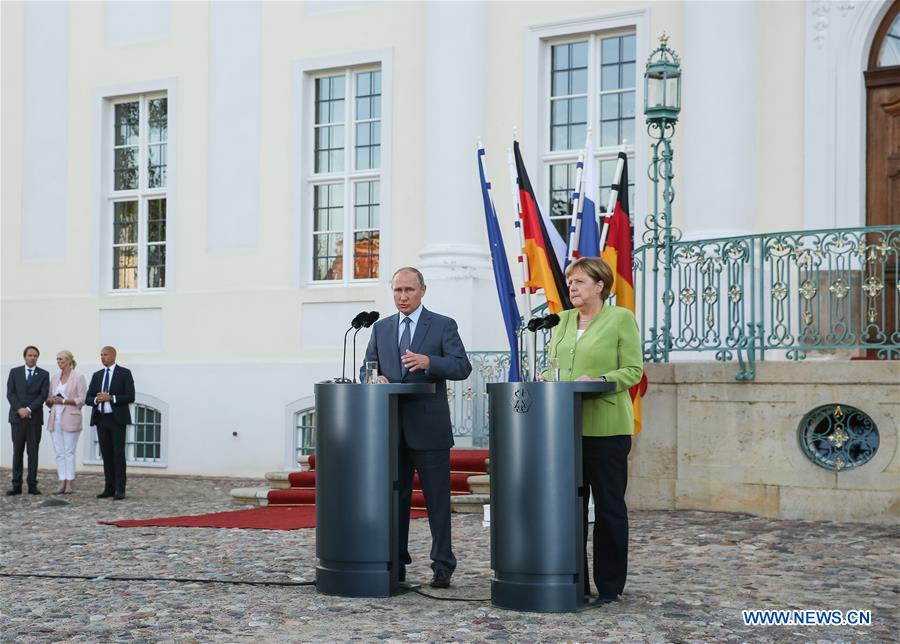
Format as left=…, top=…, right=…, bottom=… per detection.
left=102, top=368, right=111, bottom=393
left=26, top=369, right=33, bottom=383
left=399, top=317, right=412, bottom=376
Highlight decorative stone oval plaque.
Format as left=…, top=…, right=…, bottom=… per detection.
left=797, top=404, right=879, bottom=471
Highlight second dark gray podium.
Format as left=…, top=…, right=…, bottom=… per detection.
left=314, top=382, right=434, bottom=597
left=487, top=380, right=615, bottom=613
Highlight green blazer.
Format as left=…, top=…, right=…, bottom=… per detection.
left=546, top=305, right=643, bottom=437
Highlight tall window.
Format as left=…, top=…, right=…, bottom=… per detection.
left=295, top=408, right=316, bottom=459
left=109, top=93, right=168, bottom=291
left=545, top=33, right=636, bottom=240
left=309, top=67, right=381, bottom=283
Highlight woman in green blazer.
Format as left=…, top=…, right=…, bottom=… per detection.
left=546, top=256, right=643, bottom=601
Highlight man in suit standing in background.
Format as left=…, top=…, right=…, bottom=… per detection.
left=362, top=267, right=472, bottom=589
left=6, top=345, right=50, bottom=495
left=86, top=346, right=135, bottom=500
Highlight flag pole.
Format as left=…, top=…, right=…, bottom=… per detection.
left=508, top=134, right=535, bottom=381
left=567, top=128, right=594, bottom=264
left=566, top=153, right=585, bottom=266
left=598, top=144, right=627, bottom=253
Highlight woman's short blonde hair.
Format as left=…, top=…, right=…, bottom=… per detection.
left=56, top=350, right=76, bottom=369
left=565, top=256, right=615, bottom=301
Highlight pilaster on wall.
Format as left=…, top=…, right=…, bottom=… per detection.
left=803, top=0, right=894, bottom=230
left=418, top=1, right=502, bottom=351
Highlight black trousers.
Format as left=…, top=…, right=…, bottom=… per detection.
left=397, top=440, right=455, bottom=574
left=582, top=434, right=632, bottom=597
left=96, top=415, right=127, bottom=494
left=10, top=420, right=42, bottom=489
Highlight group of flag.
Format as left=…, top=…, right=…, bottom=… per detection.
left=477, top=136, right=647, bottom=435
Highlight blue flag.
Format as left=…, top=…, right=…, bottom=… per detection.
left=478, top=146, right=521, bottom=382
left=576, top=147, right=600, bottom=257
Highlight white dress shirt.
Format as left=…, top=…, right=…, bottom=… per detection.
left=397, top=304, right=424, bottom=346
left=97, top=363, right=117, bottom=414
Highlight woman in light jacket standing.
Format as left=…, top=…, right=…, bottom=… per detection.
left=545, top=257, right=643, bottom=601
left=45, top=350, right=86, bottom=494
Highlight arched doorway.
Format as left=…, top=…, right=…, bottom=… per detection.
left=865, top=0, right=900, bottom=350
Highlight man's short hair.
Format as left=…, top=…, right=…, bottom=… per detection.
left=23, top=346, right=39, bottom=358
left=391, top=266, right=426, bottom=288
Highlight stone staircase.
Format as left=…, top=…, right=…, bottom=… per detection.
left=231, top=450, right=490, bottom=513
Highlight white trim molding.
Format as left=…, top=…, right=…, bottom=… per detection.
left=803, top=0, right=894, bottom=230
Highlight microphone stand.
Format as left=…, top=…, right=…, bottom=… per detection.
left=336, top=325, right=354, bottom=383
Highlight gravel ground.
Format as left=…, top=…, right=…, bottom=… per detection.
left=1, top=469, right=896, bottom=642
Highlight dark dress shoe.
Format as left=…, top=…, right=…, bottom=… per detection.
left=113, top=493, right=126, bottom=500
left=430, top=569, right=452, bottom=589
left=28, top=487, right=41, bottom=495
left=6, top=488, right=22, bottom=496
left=97, top=491, right=114, bottom=498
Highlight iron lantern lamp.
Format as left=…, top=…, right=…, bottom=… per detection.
left=644, top=34, right=681, bottom=124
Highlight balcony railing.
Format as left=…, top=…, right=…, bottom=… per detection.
left=634, top=225, right=899, bottom=379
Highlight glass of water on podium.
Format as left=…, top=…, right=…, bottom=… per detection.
left=364, top=361, right=379, bottom=384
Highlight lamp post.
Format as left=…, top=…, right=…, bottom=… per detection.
left=644, top=33, right=682, bottom=363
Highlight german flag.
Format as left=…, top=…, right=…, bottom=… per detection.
left=513, top=142, right=570, bottom=313
left=600, top=153, right=648, bottom=435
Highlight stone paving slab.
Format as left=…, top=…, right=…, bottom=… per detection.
left=1, top=470, right=896, bottom=642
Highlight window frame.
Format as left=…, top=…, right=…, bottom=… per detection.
left=524, top=12, right=648, bottom=254
left=95, top=79, right=177, bottom=295
left=284, top=395, right=317, bottom=470
left=294, top=50, right=393, bottom=289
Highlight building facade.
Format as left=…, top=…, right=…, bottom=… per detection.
left=2, top=1, right=897, bottom=479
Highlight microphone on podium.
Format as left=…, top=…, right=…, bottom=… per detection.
left=526, top=314, right=561, bottom=381
left=334, top=312, right=369, bottom=383
left=352, top=311, right=380, bottom=382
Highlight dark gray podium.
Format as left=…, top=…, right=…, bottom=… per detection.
left=314, top=382, right=434, bottom=597
left=488, top=380, right=615, bottom=613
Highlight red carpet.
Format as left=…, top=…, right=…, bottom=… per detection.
left=101, top=505, right=427, bottom=531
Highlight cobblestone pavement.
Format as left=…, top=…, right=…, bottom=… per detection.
left=1, top=470, right=896, bottom=642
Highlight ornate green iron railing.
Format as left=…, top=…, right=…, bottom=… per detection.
left=634, top=225, right=899, bottom=379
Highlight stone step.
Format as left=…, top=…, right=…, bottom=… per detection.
left=230, top=486, right=270, bottom=506
left=450, top=493, right=489, bottom=514
left=264, top=471, right=292, bottom=490
left=468, top=474, right=489, bottom=495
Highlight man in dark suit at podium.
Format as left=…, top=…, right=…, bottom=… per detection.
left=363, top=267, right=472, bottom=588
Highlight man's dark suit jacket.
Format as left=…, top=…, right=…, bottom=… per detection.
left=363, top=307, right=472, bottom=450
left=86, top=366, right=135, bottom=426
left=6, top=366, right=50, bottom=425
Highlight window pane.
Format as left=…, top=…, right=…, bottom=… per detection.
left=600, top=120, right=618, bottom=147
left=622, top=35, right=636, bottom=62
left=571, top=41, right=587, bottom=68
left=570, top=68, right=587, bottom=94
left=313, top=233, right=343, bottom=280
left=600, top=94, right=619, bottom=121
left=115, top=102, right=139, bottom=146
left=148, top=199, right=166, bottom=242
left=570, top=96, right=587, bottom=124
left=621, top=91, right=635, bottom=119
left=113, top=246, right=138, bottom=289
left=601, top=64, right=619, bottom=91
left=113, top=201, right=138, bottom=243
left=148, top=144, right=167, bottom=188
left=315, top=75, right=345, bottom=126
left=114, top=148, right=139, bottom=190
left=569, top=123, right=586, bottom=150
left=148, top=98, right=167, bottom=143
left=552, top=70, right=569, bottom=96
left=622, top=62, right=636, bottom=89
left=549, top=163, right=575, bottom=239
left=315, top=125, right=345, bottom=173
left=878, top=15, right=900, bottom=66
left=147, top=244, right=166, bottom=288
left=551, top=125, right=568, bottom=151
left=314, top=184, right=343, bottom=231
left=620, top=118, right=635, bottom=146
left=354, top=179, right=379, bottom=229
left=606, top=37, right=623, bottom=65
left=353, top=231, right=380, bottom=279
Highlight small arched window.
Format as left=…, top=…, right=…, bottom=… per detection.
left=86, top=397, right=167, bottom=467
